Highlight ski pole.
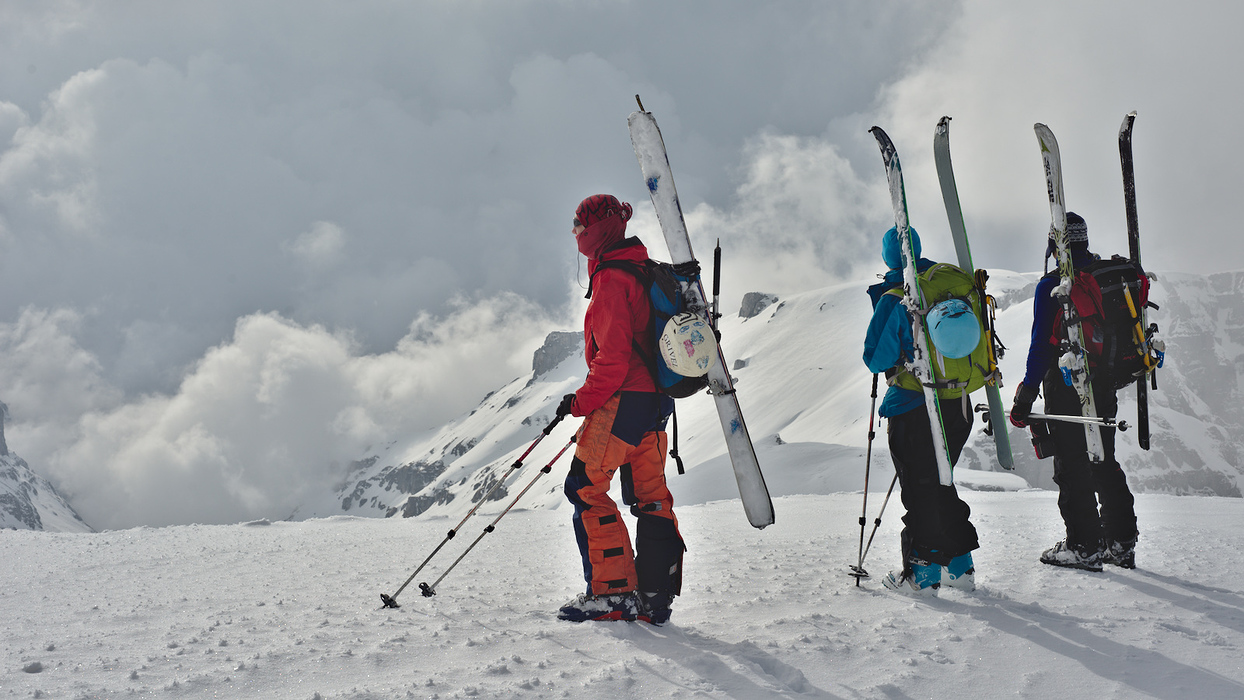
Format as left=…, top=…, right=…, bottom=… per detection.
left=1027, top=413, right=1129, bottom=431
left=850, top=373, right=880, bottom=586
left=379, top=413, right=568, bottom=608
left=712, top=239, right=722, bottom=329
left=850, top=472, right=900, bottom=584
left=419, top=435, right=576, bottom=597
left=973, top=404, right=1129, bottom=432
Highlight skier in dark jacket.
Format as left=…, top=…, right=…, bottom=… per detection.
left=554, top=194, right=684, bottom=624
left=1009, top=212, right=1138, bottom=571
left=862, top=226, right=980, bottom=596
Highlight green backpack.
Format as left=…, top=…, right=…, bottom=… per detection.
left=884, top=263, right=991, bottom=400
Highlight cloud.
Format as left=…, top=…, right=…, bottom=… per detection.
left=2, top=294, right=555, bottom=529
left=0, top=308, right=123, bottom=461
left=664, top=132, right=884, bottom=310
left=286, top=221, right=346, bottom=267
left=0, top=1, right=954, bottom=399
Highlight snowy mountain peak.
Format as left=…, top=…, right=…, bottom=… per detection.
left=1, top=400, right=9, bottom=456
left=1, top=452, right=93, bottom=532
left=0, top=400, right=93, bottom=532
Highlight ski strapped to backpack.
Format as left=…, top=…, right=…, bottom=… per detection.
left=1048, top=255, right=1164, bottom=391
left=884, top=262, right=995, bottom=419
left=1036, top=122, right=1104, bottom=462
left=586, top=258, right=718, bottom=475
left=933, top=115, right=1012, bottom=469
left=631, top=97, right=774, bottom=529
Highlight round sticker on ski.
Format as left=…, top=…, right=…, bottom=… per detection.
left=658, top=312, right=716, bottom=377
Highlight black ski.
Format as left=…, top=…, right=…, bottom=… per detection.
left=1118, top=111, right=1152, bottom=449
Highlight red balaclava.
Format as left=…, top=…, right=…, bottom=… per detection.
left=574, top=194, right=633, bottom=259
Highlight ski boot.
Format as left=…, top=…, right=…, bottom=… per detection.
left=942, top=552, right=976, bottom=592
left=882, top=560, right=941, bottom=597
left=1103, top=536, right=1137, bottom=569
left=637, top=592, right=674, bottom=626
left=557, top=592, right=639, bottom=622
left=1040, top=540, right=1103, bottom=572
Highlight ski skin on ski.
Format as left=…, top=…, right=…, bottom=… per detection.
left=869, top=125, right=955, bottom=487
left=627, top=99, right=775, bottom=529
left=1119, top=111, right=1152, bottom=450
left=933, top=116, right=1015, bottom=470
left=1034, top=123, right=1105, bottom=462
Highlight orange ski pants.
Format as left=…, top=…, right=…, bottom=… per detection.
left=564, top=392, right=684, bottom=596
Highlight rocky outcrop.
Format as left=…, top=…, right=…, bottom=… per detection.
left=739, top=292, right=779, bottom=319
left=532, top=331, right=582, bottom=377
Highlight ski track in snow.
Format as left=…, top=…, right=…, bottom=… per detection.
left=4, top=493, right=1244, bottom=699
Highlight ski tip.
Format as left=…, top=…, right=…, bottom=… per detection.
left=868, top=126, right=895, bottom=151
left=1119, top=111, right=1137, bottom=137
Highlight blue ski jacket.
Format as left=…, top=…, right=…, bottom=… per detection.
left=863, top=259, right=936, bottom=417
left=1018, top=248, right=1100, bottom=390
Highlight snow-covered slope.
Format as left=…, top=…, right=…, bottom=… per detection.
left=3, top=493, right=1243, bottom=699
left=316, top=269, right=1244, bottom=528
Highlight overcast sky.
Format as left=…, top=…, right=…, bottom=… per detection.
left=1, top=0, right=1239, bottom=528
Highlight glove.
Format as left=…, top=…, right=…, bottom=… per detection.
left=672, top=260, right=701, bottom=278
left=1009, top=383, right=1039, bottom=428
left=555, top=393, right=576, bottom=418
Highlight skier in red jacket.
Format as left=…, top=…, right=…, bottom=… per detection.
left=555, top=194, right=683, bottom=625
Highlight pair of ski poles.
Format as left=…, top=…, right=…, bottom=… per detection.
left=379, top=413, right=575, bottom=608
left=849, top=373, right=897, bottom=585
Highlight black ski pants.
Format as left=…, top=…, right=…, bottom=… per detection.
left=888, top=398, right=978, bottom=568
left=1042, top=370, right=1138, bottom=552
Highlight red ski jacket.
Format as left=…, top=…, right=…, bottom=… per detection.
left=572, top=238, right=657, bottom=416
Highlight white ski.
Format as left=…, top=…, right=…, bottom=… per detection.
left=1034, top=123, right=1104, bottom=462
left=870, top=126, right=955, bottom=487
left=628, top=102, right=775, bottom=529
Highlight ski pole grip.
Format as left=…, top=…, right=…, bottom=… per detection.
left=713, top=243, right=722, bottom=298
left=544, top=411, right=567, bottom=435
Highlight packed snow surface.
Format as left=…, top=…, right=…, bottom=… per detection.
left=4, top=490, right=1243, bottom=699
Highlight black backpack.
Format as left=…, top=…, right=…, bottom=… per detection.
left=1050, top=255, right=1155, bottom=390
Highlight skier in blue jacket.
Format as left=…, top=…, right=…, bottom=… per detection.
left=862, top=226, right=979, bottom=596
left=1008, top=212, right=1138, bottom=571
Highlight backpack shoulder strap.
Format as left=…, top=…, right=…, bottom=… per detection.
left=586, top=259, right=649, bottom=299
